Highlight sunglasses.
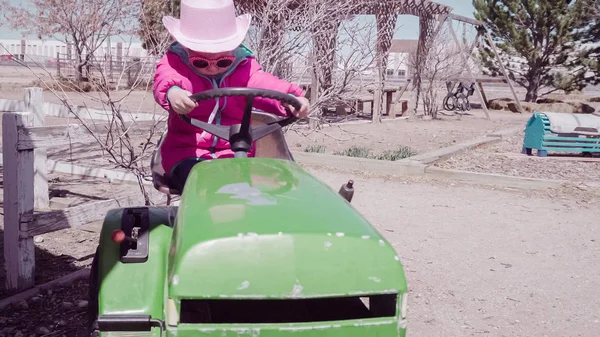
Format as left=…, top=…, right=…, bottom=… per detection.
left=189, top=55, right=235, bottom=69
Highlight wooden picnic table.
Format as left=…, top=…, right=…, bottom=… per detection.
left=367, top=88, right=398, bottom=116
left=297, top=83, right=408, bottom=117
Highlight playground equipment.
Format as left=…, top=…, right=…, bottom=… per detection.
left=443, top=80, right=475, bottom=112
left=522, top=111, right=600, bottom=157
left=86, top=88, right=408, bottom=336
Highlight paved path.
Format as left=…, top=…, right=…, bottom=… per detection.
left=307, top=167, right=600, bottom=337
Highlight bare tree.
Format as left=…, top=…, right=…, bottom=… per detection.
left=240, top=0, right=383, bottom=127
left=0, top=0, right=139, bottom=82
left=305, top=15, right=380, bottom=123
left=138, top=0, right=177, bottom=56
left=408, top=26, right=466, bottom=119
left=0, top=25, right=169, bottom=205
left=240, top=0, right=352, bottom=79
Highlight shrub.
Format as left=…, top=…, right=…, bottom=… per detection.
left=333, top=146, right=372, bottom=158
left=304, top=144, right=327, bottom=153
left=373, top=146, right=418, bottom=161
left=333, top=145, right=417, bottom=161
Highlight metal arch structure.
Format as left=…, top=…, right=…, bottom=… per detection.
left=353, top=0, right=454, bottom=123
left=443, top=13, right=525, bottom=117
left=236, top=1, right=522, bottom=122
left=236, top=0, right=453, bottom=123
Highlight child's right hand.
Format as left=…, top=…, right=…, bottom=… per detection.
left=167, top=87, right=197, bottom=115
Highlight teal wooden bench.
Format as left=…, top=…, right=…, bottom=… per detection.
left=522, top=111, right=600, bottom=157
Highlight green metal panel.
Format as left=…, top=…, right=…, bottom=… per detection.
left=542, top=133, right=600, bottom=152
left=101, top=331, right=160, bottom=336
left=540, top=146, right=600, bottom=152
left=168, top=157, right=407, bottom=299
left=170, top=234, right=404, bottom=299
left=525, top=111, right=600, bottom=153
left=168, top=317, right=406, bottom=337
left=541, top=141, right=600, bottom=148
left=543, top=136, right=600, bottom=142
left=523, top=112, right=545, bottom=150
left=97, top=207, right=175, bottom=319
left=95, top=158, right=407, bottom=336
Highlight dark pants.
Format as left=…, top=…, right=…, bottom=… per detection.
left=170, top=158, right=205, bottom=192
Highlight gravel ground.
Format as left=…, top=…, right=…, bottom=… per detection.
left=435, top=129, right=600, bottom=183
left=0, top=279, right=89, bottom=337
left=286, top=111, right=529, bottom=155
left=311, top=167, right=600, bottom=337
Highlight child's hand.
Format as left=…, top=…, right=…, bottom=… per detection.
left=286, top=96, right=310, bottom=119
left=167, top=87, right=197, bottom=115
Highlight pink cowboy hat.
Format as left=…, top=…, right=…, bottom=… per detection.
left=162, top=0, right=251, bottom=53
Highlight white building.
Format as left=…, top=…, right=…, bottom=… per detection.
left=386, top=39, right=418, bottom=78
left=0, top=37, right=148, bottom=61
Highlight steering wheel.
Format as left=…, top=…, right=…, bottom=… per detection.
left=178, top=87, right=302, bottom=155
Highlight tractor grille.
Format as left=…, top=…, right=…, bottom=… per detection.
left=179, top=293, right=397, bottom=324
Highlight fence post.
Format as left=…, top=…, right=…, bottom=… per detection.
left=56, top=52, right=60, bottom=77
left=2, top=112, right=36, bottom=292
left=24, top=87, right=49, bottom=211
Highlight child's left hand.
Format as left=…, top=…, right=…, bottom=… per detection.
left=286, top=96, right=310, bottom=119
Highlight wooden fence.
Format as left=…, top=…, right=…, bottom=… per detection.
left=1, top=88, right=154, bottom=293
left=54, top=53, right=157, bottom=85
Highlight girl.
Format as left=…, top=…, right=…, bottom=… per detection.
left=153, top=0, right=310, bottom=192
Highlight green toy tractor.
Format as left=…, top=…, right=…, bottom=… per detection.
left=87, top=88, right=408, bottom=337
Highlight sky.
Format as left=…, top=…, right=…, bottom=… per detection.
left=0, top=0, right=475, bottom=41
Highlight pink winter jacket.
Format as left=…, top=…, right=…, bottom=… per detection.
left=153, top=43, right=304, bottom=176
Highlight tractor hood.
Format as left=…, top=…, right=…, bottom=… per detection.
left=168, top=158, right=406, bottom=299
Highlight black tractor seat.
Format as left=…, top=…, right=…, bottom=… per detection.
left=150, top=132, right=182, bottom=196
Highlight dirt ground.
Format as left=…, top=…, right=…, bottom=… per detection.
left=435, top=129, right=600, bottom=184
left=2, top=67, right=600, bottom=336
left=0, top=65, right=58, bottom=92
left=313, top=168, right=600, bottom=337
left=24, top=110, right=529, bottom=171
left=1, top=167, right=599, bottom=336
left=2, top=85, right=533, bottom=171
left=0, top=278, right=89, bottom=336
left=287, top=110, right=528, bottom=155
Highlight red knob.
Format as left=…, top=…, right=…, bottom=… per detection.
left=111, top=230, right=126, bottom=243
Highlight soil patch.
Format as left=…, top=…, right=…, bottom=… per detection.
left=286, top=113, right=529, bottom=156
left=434, top=130, right=600, bottom=183
left=0, top=278, right=90, bottom=337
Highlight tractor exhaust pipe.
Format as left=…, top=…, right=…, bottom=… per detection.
left=338, top=180, right=354, bottom=203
